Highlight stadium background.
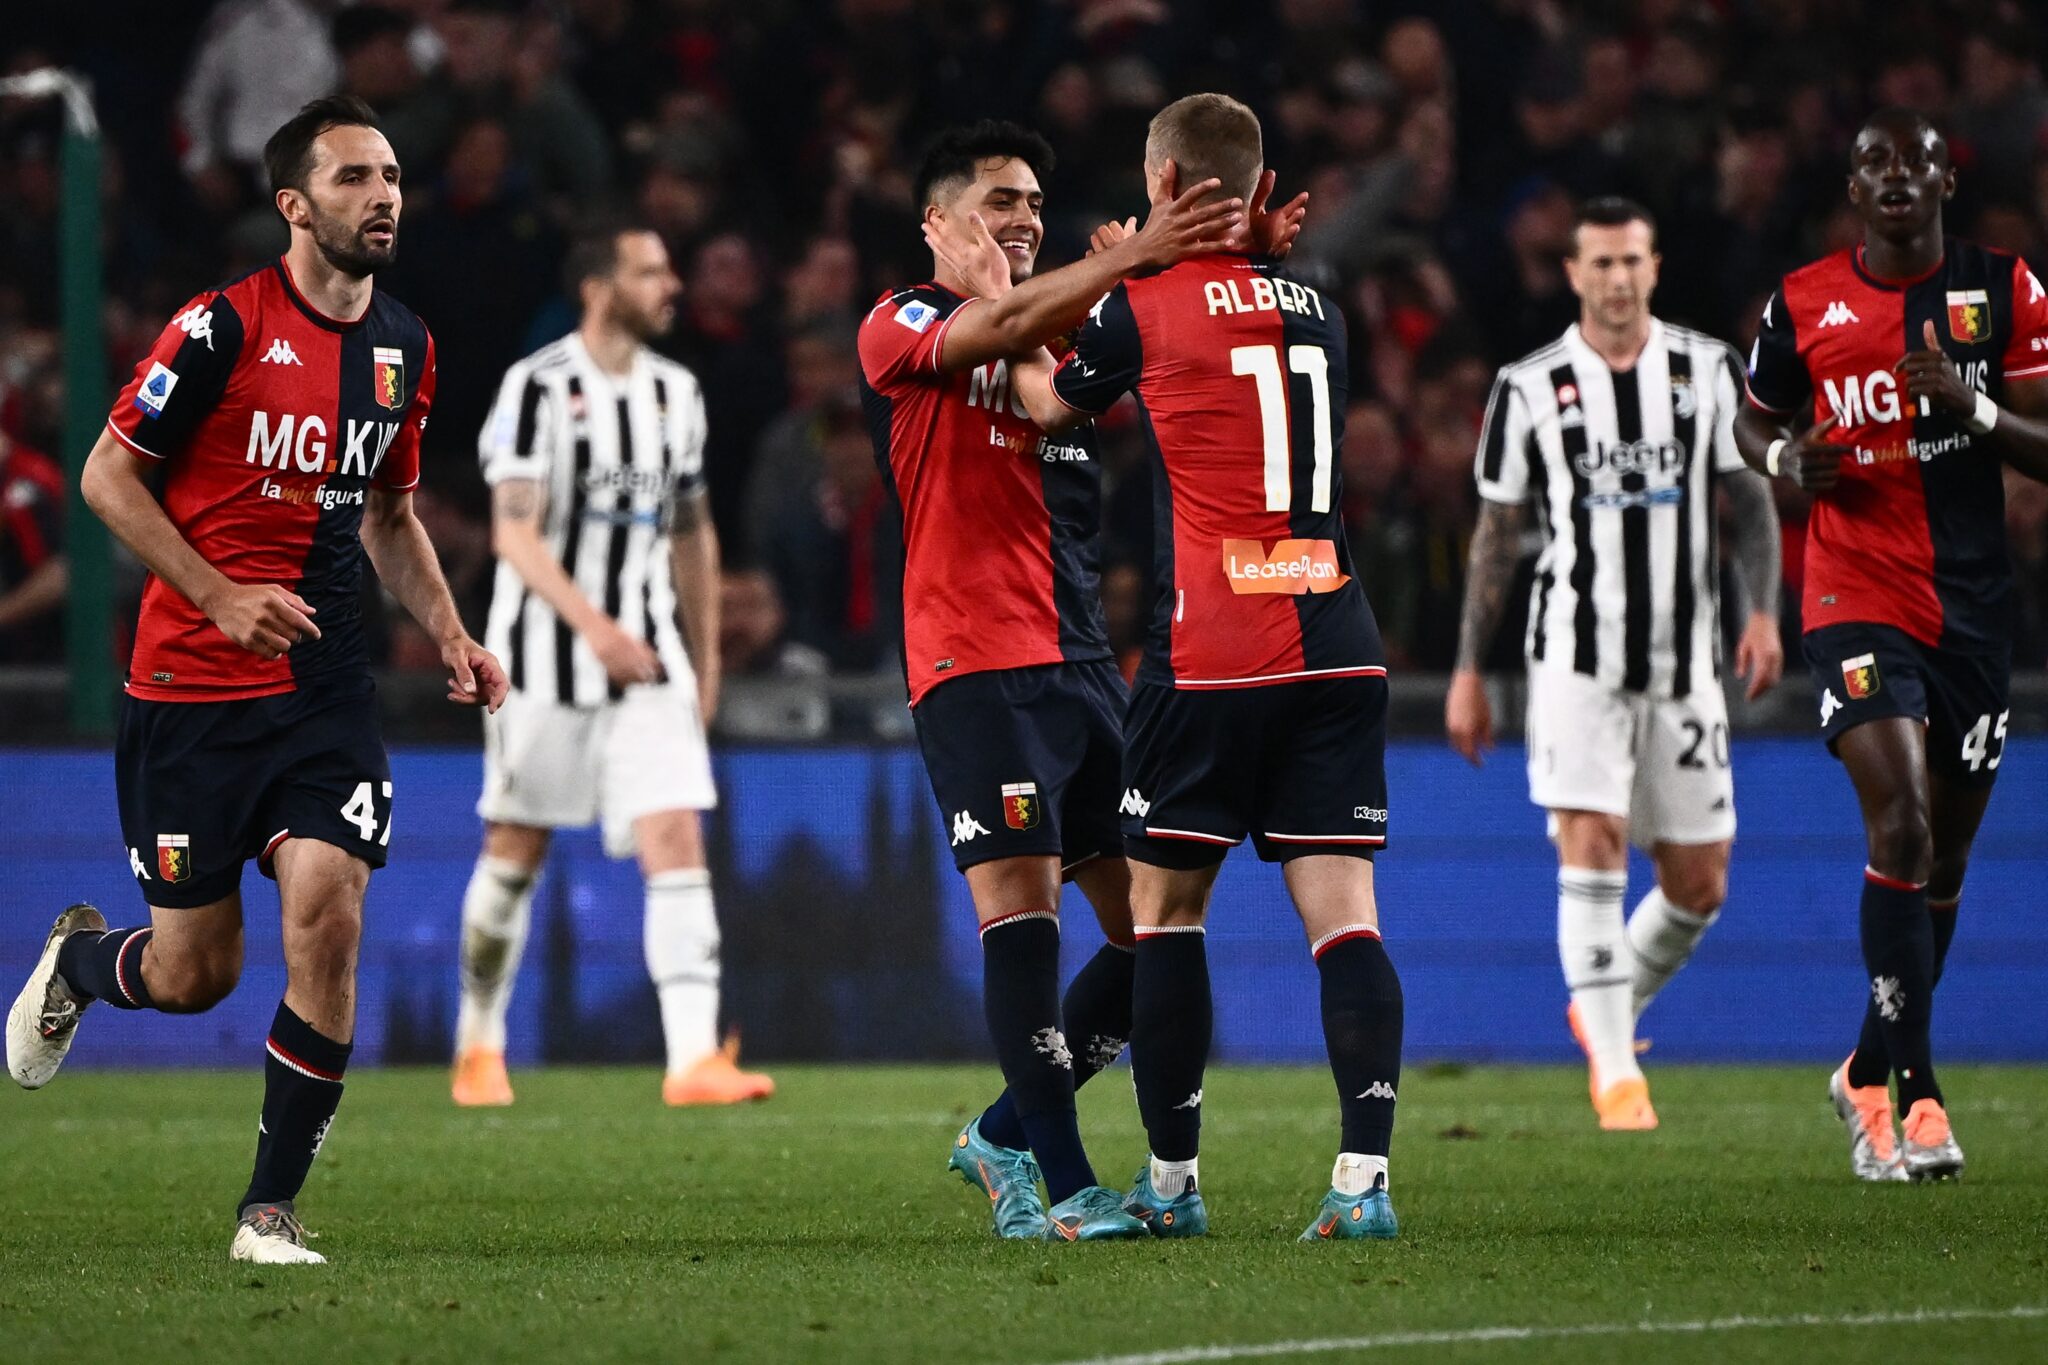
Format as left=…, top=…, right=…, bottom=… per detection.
left=1, top=0, right=2045, bottom=1067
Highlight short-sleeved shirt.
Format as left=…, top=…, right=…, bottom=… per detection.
left=857, top=282, right=1109, bottom=704
left=1476, top=319, right=1750, bottom=699
left=1746, top=241, right=2048, bottom=653
left=1051, top=256, right=1382, bottom=689
left=106, top=258, right=435, bottom=702
left=477, top=334, right=709, bottom=705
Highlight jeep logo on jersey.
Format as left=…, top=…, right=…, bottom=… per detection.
left=1223, top=538, right=1349, bottom=595
left=247, top=413, right=397, bottom=476
left=1573, top=438, right=1686, bottom=478
left=373, top=346, right=405, bottom=410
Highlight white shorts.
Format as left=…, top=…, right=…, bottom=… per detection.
left=1525, top=666, right=1736, bottom=848
left=478, top=681, right=717, bottom=857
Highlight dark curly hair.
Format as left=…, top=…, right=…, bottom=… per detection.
left=913, top=119, right=1055, bottom=208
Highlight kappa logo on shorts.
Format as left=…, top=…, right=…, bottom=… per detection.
left=1001, top=781, right=1040, bottom=830
left=1120, top=788, right=1151, bottom=817
left=1841, top=653, right=1880, bottom=701
left=1820, top=688, right=1842, bottom=726
left=1353, top=805, right=1388, bottom=822
left=950, top=811, right=990, bottom=846
left=156, top=833, right=192, bottom=884
left=128, top=847, right=152, bottom=882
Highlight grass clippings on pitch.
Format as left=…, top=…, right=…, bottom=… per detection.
left=1, top=1064, right=2044, bottom=1363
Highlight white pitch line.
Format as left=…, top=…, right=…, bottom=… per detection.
left=1047, top=1304, right=2048, bottom=1365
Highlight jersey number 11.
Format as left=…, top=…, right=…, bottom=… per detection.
left=1231, top=343, right=1334, bottom=514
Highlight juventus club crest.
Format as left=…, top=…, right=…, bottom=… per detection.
left=157, top=833, right=192, bottom=883
left=372, top=346, right=406, bottom=410
left=1002, top=781, right=1041, bottom=831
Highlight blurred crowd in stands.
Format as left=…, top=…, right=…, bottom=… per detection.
left=4, top=0, right=2048, bottom=683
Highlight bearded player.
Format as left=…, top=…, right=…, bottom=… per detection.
left=1736, top=108, right=2048, bottom=1182
left=6, top=97, right=506, bottom=1262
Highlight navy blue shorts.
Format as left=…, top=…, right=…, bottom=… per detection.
left=1804, top=622, right=2010, bottom=789
left=912, top=659, right=1126, bottom=873
left=1121, top=675, right=1390, bottom=869
left=116, top=677, right=394, bottom=908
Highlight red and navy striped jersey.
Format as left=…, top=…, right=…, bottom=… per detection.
left=1747, top=241, right=2048, bottom=653
left=106, top=258, right=435, bottom=702
left=857, top=282, right=1109, bottom=704
left=1051, top=256, right=1383, bottom=689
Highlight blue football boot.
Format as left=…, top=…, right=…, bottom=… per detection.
left=1044, top=1185, right=1149, bottom=1242
left=1299, top=1177, right=1399, bottom=1241
left=948, top=1118, right=1049, bottom=1239
left=1123, top=1164, right=1209, bottom=1238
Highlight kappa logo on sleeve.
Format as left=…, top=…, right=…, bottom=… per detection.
left=171, top=305, right=215, bottom=349
left=894, top=300, right=939, bottom=333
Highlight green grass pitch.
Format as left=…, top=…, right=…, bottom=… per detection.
left=2, top=1064, right=2044, bottom=1363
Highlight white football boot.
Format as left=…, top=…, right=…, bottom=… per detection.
left=231, top=1202, right=328, bottom=1265
left=1827, top=1060, right=1908, bottom=1182
left=7, top=904, right=107, bottom=1089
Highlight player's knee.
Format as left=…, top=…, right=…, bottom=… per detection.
left=1866, top=798, right=1933, bottom=882
left=288, top=899, right=364, bottom=972
left=149, top=950, right=240, bottom=1013
left=1662, top=863, right=1727, bottom=915
left=1926, top=856, right=1968, bottom=904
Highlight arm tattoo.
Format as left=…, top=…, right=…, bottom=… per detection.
left=1454, top=499, right=1530, bottom=671
left=493, top=478, right=542, bottom=525
left=1719, top=470, right=1782, bottom=617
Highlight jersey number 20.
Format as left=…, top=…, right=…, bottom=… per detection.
left=1231, top=343, right=1334, bottom=513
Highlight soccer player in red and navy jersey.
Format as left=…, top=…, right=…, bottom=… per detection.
left=859, top=119, right=1247, bottom=1241
left=1001, top=94, right=1403, bottom=1241
left=1736, top=108, right=2048, bottom=1185
left=5, top=97, right=506, bottom=1264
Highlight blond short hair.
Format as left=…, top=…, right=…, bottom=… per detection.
left=1145, top=94, right=1263, bottom=203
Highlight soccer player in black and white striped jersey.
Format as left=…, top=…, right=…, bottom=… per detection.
left=1446, top=198, right=1785, bottom=1130
left=450, top=221, right=771, bottom=1108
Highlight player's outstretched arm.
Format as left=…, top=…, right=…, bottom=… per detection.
left=926, top=164, right=1243, bottom=374
left=488, top=478, right=662, bottom=689
left=1445, top=498, right=1530, bottom=766
left=669, top=489, right=721, bottom=723
left=363, top=488, right=506, bottom=711
left=81, top=428, right=321, bottom=661
left=1720, top=471, right=1784, bottom=700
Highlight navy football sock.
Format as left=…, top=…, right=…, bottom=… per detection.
left=1130, top=927, right=1211, bottom=1164
left=240, top=1002, right=352, bottom=1211
left=1315, top=928, right=1404, bottom=1159
left=56, top=927, right=156, bottom=1010
left=1857, top=869, right=1940, bottom=1109
left=980, top=940, right=1135, bottom=1152
left=978, top=913, right=1095, bottom=1202
left=1848, top=894, right=1959, bottom=1089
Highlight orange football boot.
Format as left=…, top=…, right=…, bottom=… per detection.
left=451, top=1047, right=514, bottom=1107
left=1566, top=1002, right=1658, bottom=1129
left=662, top=1036, right=775, bottom=1106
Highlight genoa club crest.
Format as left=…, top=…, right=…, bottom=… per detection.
left=372, top=346, right=406, bottom=410
left=1002, top=782, right=1041, bottom=831
left=1841, top=653, right=1880, bottom=701
left=157, top=833, right=192, bottom=883
left=1946, top=290, right=1989, bottom=344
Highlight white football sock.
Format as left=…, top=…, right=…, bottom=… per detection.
left=1626, top=887, right=1719, bottom=1020
left=1332, top=1151, right=1388, bottom=1197
left=455, top=856, right=538, bottom=1055
left=646, top=868, right=721, bottom=1075
left=1149, top=1154, right=1198, bottom=1197
left=1558, top=866, right=1640, bottom=1087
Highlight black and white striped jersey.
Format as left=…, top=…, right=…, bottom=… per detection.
left=479, top=334, right=708, bottom=706
left=1475, top=319, right=1749, bottom=699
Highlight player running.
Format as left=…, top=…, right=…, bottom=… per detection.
left=859, top=119, right=1246, bottom=1241
left=450, top=220, right=770, bottom=1109
left=985, top=93, right=1400, bottom=1241
left=1446, top=197, right=1784, bottom=1131
left=5, top=97, right=506, bottom=1263
left=1735, top=108, right=2048, bottom=1182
